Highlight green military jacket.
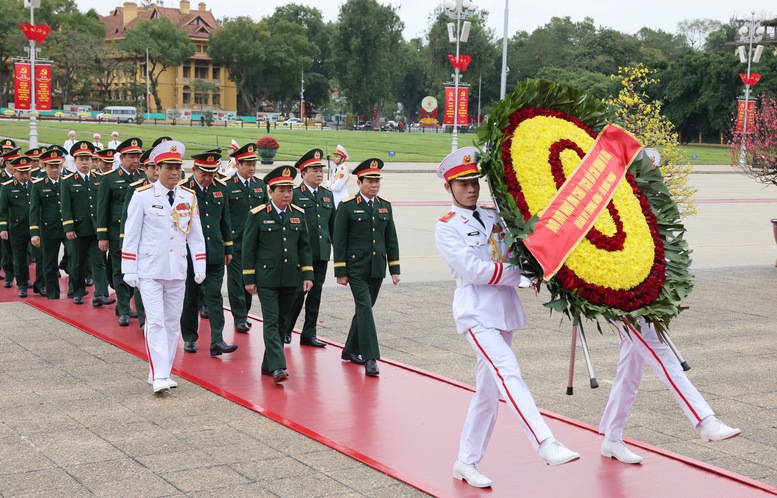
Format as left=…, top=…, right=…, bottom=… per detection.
left=0, top=179, right=31, bottom=237
left=96, top=167, right=144, bottom=241
left=29, top=176, right=64, bottom=239
left=242, top=203, right=313, bottom=288
left=292, top=183, right=335, bottom=262
left=333, top=195, right=400, bottom=279
left=226, top=175, right=268, bottom=242
left=180, top=176, right=233, bottom=264
left=60, top=171, right=99, bottom=237
left=119, top=177, right=150, bottom=240
left=0, top=168, right=14, bottom=183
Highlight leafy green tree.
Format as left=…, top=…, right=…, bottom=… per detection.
left=573, top=28, right=642, bottom=75
left=535, top=67, right=615, bottom=100
left=43, top=30, right=102, bottom=104
left=0, top=0, right=25, bottom=107
left=676, top=18, right=723, bottom=51
left=331, top=0, right=404, bottom=119
left=636, top=27, right=690, bottom=65
left=398, top=37, right=430, bottom=123
left=120, top=17, right=195, bottom=112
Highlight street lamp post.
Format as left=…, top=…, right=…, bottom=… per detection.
left=146, top=46, right=151, bottom=121
left=444, top=0, right=476, bottom=153
left=26, top=0, right=41, bottom=148
left=736, top=11, right=764, bottom=167
left=500, top=0, right=509, bottom=99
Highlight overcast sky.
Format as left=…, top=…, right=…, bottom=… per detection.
left=79, top=1, right=775, bottom=40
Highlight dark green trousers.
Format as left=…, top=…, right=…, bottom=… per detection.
left=30, top=243, right=44, bottom=291
left=181, top=259, right=225, bottom=345
left=9, top=234, right=30, bottom=287
left=227, top=239, right=251, bottom=323
left=286, top=260, right=327, bottom=340
left=257, top=286, right=296, bottom=372
left=1, top=237, right=14, bottom=281
left=71, top=235, right=109, bottom=299
left=343, top=276, right=382, bottom=361
left=41, top=236, right=69, bottom=299
left=109, top=240, right=131, bottom=314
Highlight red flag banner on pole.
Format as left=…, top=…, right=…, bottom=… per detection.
left=443, top=86, right=455, bottom=125
left=447, top=54, right=473, bottom=72
left=524, top=124, right=643, bottom=280
left=36, top=64, right=52, bottom=111
left=14, top=63, right=32, bottom=111
left=443, top=87, right=469, bottom=125
left=739, top=73, right=761, bottom=87
left=18, top=24, right=51, bottom=44
left=456, top=87, right=468, bottom=125
left=735, top=99, right=756, bottom=133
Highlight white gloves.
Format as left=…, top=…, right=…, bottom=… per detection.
left=124, top=273, right=139, bottom=288
left=194, top=273, right=206, bottom=284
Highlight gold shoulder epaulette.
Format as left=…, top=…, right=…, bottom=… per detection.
left=291, top=203, right=305, bottom=213
left=319, top=185, right=332, bottom=192
left=61, top=173, right=74, bottom=181
left=180, top=185, right=195, bottom=195
left=177, top=178, right=188, bottom=186
left=250, top=203, right=266, bottom=214
left=439, top=211, right=455, bottom=222
left=377, top=195, right=391, bottom=203
left=103, top=169, right=118, bottom=176
left=130, top=178, right=146, bottom=187
left=136, top=183, right=153, bottom=192
left=31, top=177, right=44, bottom=184
left=341, top=195, right=356, bottom=203
left=215, top=177, right=228, bottom=186
left=1, top=179, right=14, bottom=186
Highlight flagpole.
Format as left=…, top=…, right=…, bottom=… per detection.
left=28, top=0, right=39, bottom=148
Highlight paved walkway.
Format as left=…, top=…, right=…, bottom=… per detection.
left=1, top=168, right=777, bottom=496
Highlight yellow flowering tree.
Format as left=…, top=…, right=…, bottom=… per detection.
left=606, top=65, right=697, bottom=217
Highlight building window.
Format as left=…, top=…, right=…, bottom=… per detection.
left=194, top=61, right=209, bottom=80
left=212, top=66, right=220, bottom=80
left=183, top=65, right=191, bottom=79
left=212, top=93, right=220, bottom=107
left=182, top=86, right=191, bottom=105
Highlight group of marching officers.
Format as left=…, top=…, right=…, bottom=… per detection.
left=0, top=137, right=400, bottom=392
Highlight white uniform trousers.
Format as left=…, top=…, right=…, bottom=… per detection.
left=141, top=278, right=186, bottom=380
left=599, top=320, right=714, bottom=441
left=459, top=326, right=553, bottom=464
left=331, top=187, right=348, bottom=208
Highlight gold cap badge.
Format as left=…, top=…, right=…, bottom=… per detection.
left=282, top=167, right=290, bottom=177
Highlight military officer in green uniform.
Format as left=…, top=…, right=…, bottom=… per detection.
left=333, top=159, right=401, bottom=377
left=0, top=146, right=20, bottom=286
left=227, top=143, right=268, bottom=332
left=179, top=151, right=237, bottom=356
left=97, top=137, right=145, bottom=326
left=243, top=166, right=313, bottom=383
left=24, top=147, right=45, bottom=179
left=60, top=141, right=110, bottom=305
left=283, top=148, right=334, bottom=347
left=0, top=155, right=35, bottom=297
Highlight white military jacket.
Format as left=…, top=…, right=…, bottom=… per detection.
left=435, top=205, right=527, bottom=333
left=121, top=181, right=206, bottom=279
left=327, top=163, right=349, bottom=206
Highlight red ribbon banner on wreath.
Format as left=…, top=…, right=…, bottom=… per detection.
left=18, top=24, right=51, bottom=44
left=524, top=124, right=643, bottom=279
left=447, top=54, right=472, bottom=72
left=740, top=73, right=761, bottom=87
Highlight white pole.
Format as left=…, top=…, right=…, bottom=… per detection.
left=29, top=2, right=38, bottom=148
left=500, top=0, right=508, bottom=99
left=451, top=1, right=461, bottom=153
left=146, top=47, right=150, bottom=120
left=477, top=72, right=482, bottom=124
left=739, top=11, right=756, bottom=168
left=300, top=70, right=305, bottom=124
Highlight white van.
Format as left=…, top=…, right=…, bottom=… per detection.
left=102, top=106, right=138, bottom=123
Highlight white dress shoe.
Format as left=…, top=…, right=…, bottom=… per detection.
left=518, top=275, right=532, bottom=288
left=539, top=438, right=580, bottom=465
left=166, top=378, right=178, bottom=388
left=601, top=439, right=643, bottom=464
left=152, top=379, right=170, bottom=393
left=699, top=416, right=741, bottom=442
left=452, top=460, right=492, bottom=488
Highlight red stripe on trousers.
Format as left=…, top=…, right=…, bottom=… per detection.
left=468, top=329, right=541, bottom=445
left=626, top=322, right=701, bottom=422
left=144, top=324, right=155, bottom=380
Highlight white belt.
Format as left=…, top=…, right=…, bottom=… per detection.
left=455, top=277, right=472, bottom=287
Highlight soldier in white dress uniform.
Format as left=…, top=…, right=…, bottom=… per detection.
left=107, top=131, right=121, bottom=170
left=326, top=144, right=349, bottom=207
left=434, top=147, right=580, bottom=489
left=63, top=130, right=77, bottom=173
left=121, top=140, right=206, bottom=393
left=598, top=317, right=741, bottom=464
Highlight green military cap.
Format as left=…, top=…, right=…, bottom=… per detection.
left=263, top=165, right=297, bottom=187
left=140, top=149, right=154, bottom=167
left=352, top=158, right=384, bottom=179
left=116, top=137, right=143, bottom=155
left=192, top=151, right=221, bottom=173
left=40, top=148, right=65, bottom=164
left=95, top=149, right=116, bottom=163
left=1, top=138, right=16, bottom=151
left=48, top=145, right=68, bottom=156
left=24, top=147, right=43, bottom=159
left=2, top=147, right=21, bottom=161
left=70, top=140, right=95, bottom=157
left=204, top=147, right=222, bottom=154
left=230, top=142, right=258, bottom=162
left=9, top=155, right=32, bottom=171
left=295, top=148, right=324, bottom=171
left=152, top=136, right=173, bottom=148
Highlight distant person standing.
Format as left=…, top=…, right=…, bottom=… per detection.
left=327, top=144, right=350, bottom=207
left=107, top=131, right=121, bottom=169
left=63, top=130, right=77, bottom=172
left=266, top=119, right=270, bottom=133
left=92, top=133, right=104, bottom=150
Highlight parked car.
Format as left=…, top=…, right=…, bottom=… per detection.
left=354, top=120, right=370, bottom=130
left=381, top=120, right=398, bottom=131
left=280, top=118, right=302, bottom=127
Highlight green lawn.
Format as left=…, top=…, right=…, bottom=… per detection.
left=0, top=119, right=732, bottom=164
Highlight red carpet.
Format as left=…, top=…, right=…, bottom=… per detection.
left=4, top=275, right=776, bottom=497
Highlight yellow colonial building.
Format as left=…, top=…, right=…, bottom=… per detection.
left=100, top=1, right=237, bottom=114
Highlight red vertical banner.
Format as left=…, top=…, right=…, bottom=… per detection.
left=14, top=63, right=32, bottom=110
left=735, top=99, right=756, bottom=133
left=456, top=87, right=468, bottom=125
left=443, top=86, right=455, bottom=125
left=36, top=64, right=52, bottom=111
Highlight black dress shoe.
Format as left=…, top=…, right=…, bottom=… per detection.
left=210, top=340, right=238, bottom=356
left=73, top=295, right=84, bottom=305
left=33, top=287, right=46, bottom=296
left=3, top=281, right=12, bottom=288
left=92, top=295, right=117, bottom=307
left=283, top=331, right=292, bottom=344
left=235, top=321, right=250, bottom=333
left=0, top=273, right=4, bottom=280
left=341, top=351, right=366, bottom=365
left=58, top=261, right=68, bottom=274
left=129, top=310, right=138, bottom=318
left=200, top=305, right=209, bottom=319
left=365, top=359, right=380, bottom=377
left=18, top=287, right=27, bottom=298
left=118, top=315, right=130, bottom=326
left=85, top=278, right=94, bottom=286
left=184, top=341, right=198, bottom=353
left=272, top=369, right=288, bottom=384
left=300, top=337, right=326, bottom=348
left=247, top=321, right=253, bottom=328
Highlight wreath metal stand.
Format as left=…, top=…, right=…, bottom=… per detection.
left=566, top=325, right=598, bottom=395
